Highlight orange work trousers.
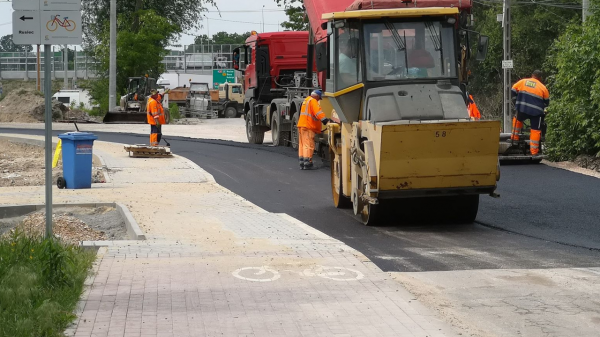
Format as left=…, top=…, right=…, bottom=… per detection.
left=150, top=124, right=161, bottom=146
left=298, top=127, right=316, bottom=162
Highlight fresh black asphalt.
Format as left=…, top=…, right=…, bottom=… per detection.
left=3, top=127, right=599, bottom=272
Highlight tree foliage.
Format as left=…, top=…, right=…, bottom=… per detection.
left=274, top=0, right=309, bottom=31
left=82, top=0, right=215, bottom=46
left=193, top=31, right=251, bottom=45
left=545, top=11, right=600, bottom=160
left=0, top=35, right=33, bottom=53
left=87, top=10, right=181, bottom=113
left=469, top=2, right=580, bottom=119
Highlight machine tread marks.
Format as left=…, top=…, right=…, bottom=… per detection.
left=246, top=114, right=265, bottom=144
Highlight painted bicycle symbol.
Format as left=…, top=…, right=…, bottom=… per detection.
left=46, top=15, right=76, bottom=32
left=232, top=265, right=364, bottom=282
left=232, top=266, right=281, bottom=282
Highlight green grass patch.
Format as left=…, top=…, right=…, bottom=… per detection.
left=0, top=232, right=95, bottom=337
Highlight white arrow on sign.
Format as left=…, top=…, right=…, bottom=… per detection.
left=12, top=11, right=42, bottom=45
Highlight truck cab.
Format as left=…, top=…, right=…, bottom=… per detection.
left=234, top=31, right=314, bottom=145
left=213, top=83, right=244, bottom=118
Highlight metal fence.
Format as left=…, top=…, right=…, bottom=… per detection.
left=0, top=44, right=244, bottom=80
left=161, top=44, right=243, bottom=72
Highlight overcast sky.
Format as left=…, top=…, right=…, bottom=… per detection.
left=0, top=0, right=289, bottom=50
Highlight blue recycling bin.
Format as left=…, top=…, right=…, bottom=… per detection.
left=57, top=132, right=98, bottom=189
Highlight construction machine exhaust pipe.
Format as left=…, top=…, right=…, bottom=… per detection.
left=306, top=32, right=314, bottom=87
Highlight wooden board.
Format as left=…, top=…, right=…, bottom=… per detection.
left=124, top=145, right=173, bottom=158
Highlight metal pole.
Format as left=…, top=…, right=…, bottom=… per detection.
left=25, top=50, right=29, bottom=80
left=74, top=46, right=77, bottom=86
left=583, top=0, right=590, bottom=22
left=502, top=0, right=512, bottom=133
left=109, top=0, right=117, bottom=110
left=262, top=6, right=265, bottom=32
left=44, top=44, right=53, bottom=238
left=37, top=45, right=41, bottom=91
left=64, top=45, right=68, bottom=89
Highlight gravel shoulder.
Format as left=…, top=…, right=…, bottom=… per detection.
left=0, top=139, right=104, bottom=187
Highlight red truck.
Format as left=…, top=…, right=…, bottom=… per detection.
left=234, top=31, right=318, bottom=146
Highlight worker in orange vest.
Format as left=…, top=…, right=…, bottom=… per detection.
left=147, top=89, right=166, bottom=146
left=297, top=90, right=330, bottom=170
left=511, top=70, right=550, bottom=156
left=467, top=94, right=481, bottom=120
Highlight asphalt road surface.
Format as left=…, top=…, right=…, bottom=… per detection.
left=3, top=127, right=600, bottom=272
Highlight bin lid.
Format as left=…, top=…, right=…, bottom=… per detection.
left=58, top=132, right=98, bottom=141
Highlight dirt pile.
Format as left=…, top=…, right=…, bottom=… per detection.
left=0, top=89, right=45, bottom=122
left=574, top=155, right=600, bottom=173
left=6, top=212, right=107, bottom=245
left=0, top=139, right=105, bottom=187
left=0, top=206, right=128, bottom=243
left=30, top=99, right=69, bottom=121
left=0, top=89, right=94, bottom=123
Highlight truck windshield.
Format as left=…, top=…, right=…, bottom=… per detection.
left=190, top=83, right=209, bottom=92
left=364, top=20, right=456, bottom=81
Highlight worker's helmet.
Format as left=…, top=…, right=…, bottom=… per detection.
left=150, top=89, right=158, bottom=95
left=312, top=90, right=323, bottom=99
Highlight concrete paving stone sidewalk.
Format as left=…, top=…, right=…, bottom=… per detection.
left=0, top=134, right=458, bottom=337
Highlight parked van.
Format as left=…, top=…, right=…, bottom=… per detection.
left=52, top=89, right=96, bottom=110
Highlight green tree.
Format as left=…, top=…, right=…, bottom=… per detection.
left=88, top=10, right=181, bottom=113
left=545, top=9, right=600, bottom=160
left=82, top=0, right=216, bottom=46
left=0, top=35, right=33, bottom=53
left=468, top=2, right=579, bottom=120
left=274, top=0, right=309, bottom=31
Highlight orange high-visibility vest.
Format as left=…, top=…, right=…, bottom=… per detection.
left=298, top=96, right=326, bottom=134
left=467, top=95, right=481, bottom=120
left=146, top=97, right=165, bottom=125
left=511, top=78, right=549, bottom=116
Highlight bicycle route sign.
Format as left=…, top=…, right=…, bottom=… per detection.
left=12, top=0, right=82, bottom=45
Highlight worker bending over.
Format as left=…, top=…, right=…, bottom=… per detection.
left=147, top=89, right=166, bottom=146
left=297, top=90, right=329, bottom=170
left=511, top=70, right=550, bottom=156
left=467, top=94, right=481, bottom=120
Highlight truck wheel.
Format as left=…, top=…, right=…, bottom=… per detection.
left=271, top=115, right=290, bottom=147
left=330, top=149, right=351, bottom=209
left=164, top=108, right=171, bottom=124
left=291, top=112, right=299, bottom=150
left=246, top=115, right=265, bottom=144
left=224, top=106, right=237, bottom=118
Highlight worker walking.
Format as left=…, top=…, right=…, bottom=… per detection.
left=297, top=90, right=329, bottom=170
left=147, top=89, right=165, bottom=146
left=511, top=70, right=550, bottom=156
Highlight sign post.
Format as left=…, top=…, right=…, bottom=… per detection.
left=12, top=0, right=82, bottom=238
